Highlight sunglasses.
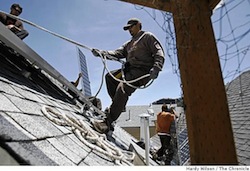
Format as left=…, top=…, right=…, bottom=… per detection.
left=14, top=7, right=22, bottom=13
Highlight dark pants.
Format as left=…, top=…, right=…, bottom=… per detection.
left=157, top=135, right=171, bottom=157
left=105, top=65, right=151, bottom=125
left=15, top=30, right=29, bottom=40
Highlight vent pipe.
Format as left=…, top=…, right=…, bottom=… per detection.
left=139, top=113, right=151, bottom=165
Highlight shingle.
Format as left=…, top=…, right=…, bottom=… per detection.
left=226, top=70, right=250, bottom=165
left=6, top=140, right=75, bottom=165
left=67, top=134, right=91, bottom=153
left=56, top=135, right=90, bottom=159
left=0, top=94, right=20, bottom=112
left=0, top=112, right=36, bottom=141
left=11, top=85, right=45, bottom=104
left=6, top=112, right=65, bottom=139
left=80, top=152, right=114, bottom=166
left=47, top=137, right=83, bottom=164
left=0, top=80, right=20, bottom=97
left=0, top=33, right=138, bottom=166
left=244, top=146, right=250, bottom=163
left=5, top=94, right=43, bottom=116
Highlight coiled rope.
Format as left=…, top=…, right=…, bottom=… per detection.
left=41, top=106, right=135, bottom=165
left=0, top=10, right=154, bottom=91
left=99, top=53, right=154, bottom=89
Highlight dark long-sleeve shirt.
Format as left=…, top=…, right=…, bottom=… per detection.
left=104, top=30, right=165, bottom=70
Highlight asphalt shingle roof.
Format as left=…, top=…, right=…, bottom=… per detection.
left=226, top=70, right=250, bottom=165
left=1, top=22, right=249, bottom=166
left=0, top=30, right=142, bottom=166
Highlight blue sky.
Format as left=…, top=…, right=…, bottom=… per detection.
left=1, top=0, right=249, bottom=109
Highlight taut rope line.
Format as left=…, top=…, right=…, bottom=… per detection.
left=0, top=10, right=154, bottom=89
left=0, top=10, right=92, bottom=51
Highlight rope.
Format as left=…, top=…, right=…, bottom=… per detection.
left=0, top=10, right=92, bottom=51
left=41, top=106, right=135, bottom=165
left=0, top=10, right=154, bottom=90
left=99, top=52, right=154, bottom=89
left=90, top=66, right=106, bottom=99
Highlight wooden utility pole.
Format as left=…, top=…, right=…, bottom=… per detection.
left=120, top=0, right=238, bottom=164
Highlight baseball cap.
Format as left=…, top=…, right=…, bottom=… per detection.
left=123, top=18, right=141, bottom=30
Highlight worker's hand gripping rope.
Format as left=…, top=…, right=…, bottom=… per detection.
left=91, top=48, right=154, bottom=89
left=149, top=66, right=161, bottom=79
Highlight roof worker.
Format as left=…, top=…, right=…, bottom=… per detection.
left=91, top=18, right=165, bottom=134
left=71, top=73, right=82, bottom=87
left=67, top=72, right=83, bottom=99
left=70, top=73, right=102, bottom=110
left=155, top=104, right=178, bottom=165
left=0, top=3, right=29, bottom=40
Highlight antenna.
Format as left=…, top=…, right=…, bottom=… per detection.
left=126, top=110, right=131, bottom=121
left=147, top=103, right=154, bottom=116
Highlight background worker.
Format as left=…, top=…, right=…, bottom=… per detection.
left=92, top=18, right=165, bottom=134
left=70, top=73, right=102, bottom=110
left=0, top=3, right=29, bottom=40
left=0, top=4, right=29, bottom=40
left=71, top=73, right=82, bottom=87
left=155, top=104, right=178, bottom=165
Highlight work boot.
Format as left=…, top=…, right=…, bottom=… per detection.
left=92, top=120, right=109, bottom=134
left=102, top=109, right=115, bottom=132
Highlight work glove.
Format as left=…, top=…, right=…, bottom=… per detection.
left=92, top=48, right=102, bottom=57
left=149, top=66, right=161, bottom=79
